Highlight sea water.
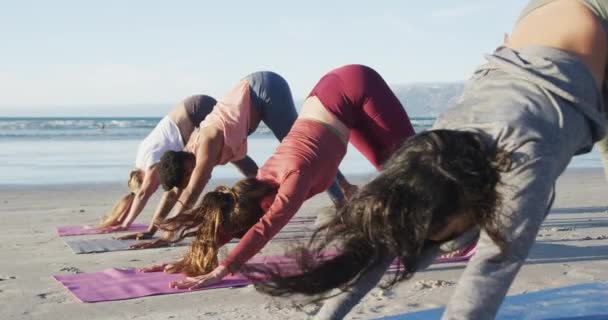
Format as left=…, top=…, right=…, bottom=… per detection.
left=0, top=117, right=602, bottom=185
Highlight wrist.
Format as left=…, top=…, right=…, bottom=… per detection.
left=215, top=265, right=229, bottom=276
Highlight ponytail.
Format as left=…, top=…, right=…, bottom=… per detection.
left=162, top=191, right=235, bottom=276
left=159, top=178, right=277, bottom=276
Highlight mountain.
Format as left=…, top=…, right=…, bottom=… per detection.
left=392, top=82, right=465, bottom=117
left=0, top=82, right=465, bottom=118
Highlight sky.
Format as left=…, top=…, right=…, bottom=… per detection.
left=0, top=0, right=529, bottom=116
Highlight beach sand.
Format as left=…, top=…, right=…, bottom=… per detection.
left=1, top=168, right=607, bottom=320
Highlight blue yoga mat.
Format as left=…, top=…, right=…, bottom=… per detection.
left=378, top=282, right=608, bottom=320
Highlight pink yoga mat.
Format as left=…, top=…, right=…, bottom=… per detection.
left=57, top=224, right=149, bottom=237
left=54, top=268, right=250, bottom=303
left=54, top=248, right=475, bottom=303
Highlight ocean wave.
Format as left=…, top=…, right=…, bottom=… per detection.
left=0, top=117, right=435, bottom=139
left=0, top=118, right=159, bottom=131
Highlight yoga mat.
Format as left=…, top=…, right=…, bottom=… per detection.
left=377, top=282, right=608, bottom=320
left=65, top=230, right=316, bottom=254
left=57, top=224, right=149, bottom=237
left=64, top=218, right=317, bottom=254
left=55, top=249, right=476, bottom=303
left=57, top=216, right=316, bottom=237
left=54, top=268, right=251, bottom=303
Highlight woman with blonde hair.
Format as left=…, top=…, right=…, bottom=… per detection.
left=96, top=94, right=219, bottom=237
left=97, top=170, right=144, bottom=229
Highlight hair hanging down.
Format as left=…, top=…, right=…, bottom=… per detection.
left=159, top=178, right=277, bottom=276
left=159, top=151, right=194, bottom=191
left=248, top=129, right=512, bottom=297
left=97, top=170, right=143, bottom=229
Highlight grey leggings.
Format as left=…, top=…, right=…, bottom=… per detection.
left=240, top=71, right=347, bottom=203
left=314, top=46, right=605, bottom=319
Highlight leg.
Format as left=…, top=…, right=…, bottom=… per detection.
left=231, top=155, right=259, bottom=177
left=244, top=71, right=298, bottom=141
left=309, top=65, right=415, bottom=169
left=352, top=66, right=415, bottom=169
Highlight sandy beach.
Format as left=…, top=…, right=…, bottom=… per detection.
left=1, top=168, right=607, bottom=320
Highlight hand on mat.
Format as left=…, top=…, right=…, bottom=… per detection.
left=136, top=262, right=176, bottom=273
left=170, top=265, right=229, bottom=290
left=116, top=231, right=154, bottom=241
left=129, top=239, right=170, bottom=249
left=99, top=225, right=128, bottom=233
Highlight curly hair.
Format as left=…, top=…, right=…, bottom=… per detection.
left=248, top=129, right=511, bottom=296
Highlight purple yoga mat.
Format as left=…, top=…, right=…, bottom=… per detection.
left=57, top=224, right=149, bottom=237
left=54, top=248, right=475, bottom=303
left=54, top=268, right=251, bottom=303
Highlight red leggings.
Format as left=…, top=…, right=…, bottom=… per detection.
left=309, top=64, right=415, bottom=170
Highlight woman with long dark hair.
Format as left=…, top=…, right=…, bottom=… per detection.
left=139, top=64, right=417, bottom=287
left=248, top=1, right=608, bottom=319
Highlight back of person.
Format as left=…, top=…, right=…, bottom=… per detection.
left=514, top=0, right=608, bottom=90
left=257, top=119, right=347, bottom=197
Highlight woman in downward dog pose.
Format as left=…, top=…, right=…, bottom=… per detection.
left=249, top=1, right=608, bottom=319
left=139, top=64, right=416, bottom=285
left=96, top=94, right=218, bottom=237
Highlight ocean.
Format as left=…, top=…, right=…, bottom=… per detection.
left=0, top=117, right=603, bottom=185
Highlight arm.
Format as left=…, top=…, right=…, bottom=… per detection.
left=174, top=127, right=223, bottom=213
left=314, top=255, right=395, bottom=320
left=231, top=155, right=259, bottom=177
left=316, top=227, right=481, bottom=319
left=168, top=172, right=310, bottom=290
left=120, top=165, right=161, bottom=229
left=119, top=187, right=183, bottom=240
left=441, top=156, right=556, bottom=319
left=220, top=171, right=310, bottom=269
left=147, top=187, right=182, bottom=234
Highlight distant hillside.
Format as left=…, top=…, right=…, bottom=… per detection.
left=0, top=82, right=465, bottom=117
left=392, top=82, right=465, bottom=117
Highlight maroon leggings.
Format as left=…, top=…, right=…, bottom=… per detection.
left=309, top=64, right=415, bottom=170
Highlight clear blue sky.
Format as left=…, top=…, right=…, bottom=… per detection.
left=0, top=0, right=528, bottom=115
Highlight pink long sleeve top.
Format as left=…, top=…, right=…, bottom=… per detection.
left=219, top=119, right=347, bottom=269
